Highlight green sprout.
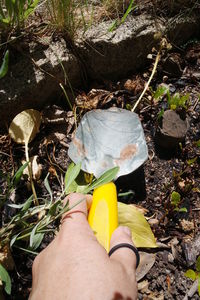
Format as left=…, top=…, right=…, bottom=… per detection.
left=185, top=256, right=200, bottom=296
left=170, top=191, right=187, bottom=213
left=153, top=85, right=190, bottom=116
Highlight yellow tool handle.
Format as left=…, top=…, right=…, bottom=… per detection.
left=88, top=182, right=118, bottom=252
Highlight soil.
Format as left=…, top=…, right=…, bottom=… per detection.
left=1, top=1, right=200, bottom=299
left=0, top=40, right=199, bottom=300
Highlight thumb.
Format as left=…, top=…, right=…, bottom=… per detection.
left=109, top=226, right=138, bottom=271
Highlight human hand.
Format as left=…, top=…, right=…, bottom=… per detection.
left=29, top=193, right=138, bottom=300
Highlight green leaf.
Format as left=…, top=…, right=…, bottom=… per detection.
left=30, top=222, right=44, bottom=250
left=196, top=256, right=200, bottom=272
left=12, top=161, right=29, bottom=185
left=22, top=195, right=33, bottom=211
left=48, top=200, right=61, bottom=216
left=170, top=104, right=177, bottom=110
left=7, top=195, right=33, bottom=211
left=179, top=94, right=189, bottom=108
left=198, top=276, right=200, bottom=296
left=108, top=0, right=136, bottom=32
left=187, top=157, right=197, bottom=166
left=120, top=0, right=136, bottom=24
left=64, top=162, right=81, bottom=194
left=10, top=232, right=21, bottom=247
left=154, top=86, right=167, bottom=101
left=178, top=207, right=187, bottom=213
left=171, top=191, right=181, bottom=206
left=184, top=269, right=196, bottom=280
left=7, top=203, right=25, bottom=209
left=0, top=264, right=11, bottom=295
left=157, top=108, right=164, bottom=120
left=83, top=167, right=119, bottom=194
left=44, top=173, right=52, bottom=203
left=196, top=140, right=200, bottom=148
left=30, top=233, right=44, bottom=250
left=0, top=50, right=9, bottom=79
left=108, top=20, right=118, bottom=32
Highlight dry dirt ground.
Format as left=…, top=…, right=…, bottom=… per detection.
left=0, top=39, right=200, bottom=299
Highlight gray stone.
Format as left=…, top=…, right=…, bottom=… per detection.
left=76, top=14, right=163, bottom=80
left=0, top=38, right=82, bottom=128
left=0, top=11, right=199, bottom=128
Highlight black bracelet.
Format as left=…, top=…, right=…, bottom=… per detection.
left=108, top=243, right=140, bottom=268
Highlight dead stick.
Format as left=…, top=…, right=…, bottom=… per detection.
left=183, top=279, right=198, bottom=300
left=132, top=51, right=160, bottom=112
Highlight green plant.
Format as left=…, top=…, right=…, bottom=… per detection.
left=0, top=0, right=39, bottom=30
left=0, top=164, right=119, bottom=252
left=0, top=50, right=9, bottom=79
left=170, top=191, right=187, bottom=213
left=185, top=256, right=200, bottom=296
left=46, top=0, right=91, bottom=39
left=108, top=0, right=136, bottom=32
left=153, top=86, right=190, bottom=111
left=0, top=264, right=11, bottom=295
left=0, top=162, right=29, bottom=209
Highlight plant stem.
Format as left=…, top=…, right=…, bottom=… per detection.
left=132, top=50, right=161, bottom=112
left=59, top=83, right=73, bottom=111
left=25, top=142, right=38, bottom=206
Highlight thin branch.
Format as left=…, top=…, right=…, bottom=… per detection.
left=132, top=51, right=160, bottom=112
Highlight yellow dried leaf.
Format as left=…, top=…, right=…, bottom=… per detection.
left=9, top=109, right=41, bottom=144
left=118, top=202, right=157, bottom=248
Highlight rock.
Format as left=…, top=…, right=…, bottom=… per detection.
left=0, top=11, right=200, bottom=128
left=76, top=14, right=163, bottom=80
left=0, top=38, right=82, bottom=128
left=155, top=110, right=188, bottom=148
left=162, top=53, right=183, bottom=78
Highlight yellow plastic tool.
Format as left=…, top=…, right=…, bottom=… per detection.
left=88, top=182, right=118, bottom=252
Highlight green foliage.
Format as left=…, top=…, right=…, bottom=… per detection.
left=185, top=256, right=200, bottom=296
left=170, top=191, right=187, bottom=213
left=187, top=157, right=197, bottom=166
left=0, top=264, right=11, bottom=294
left=0, top=0, right=39, bottom=30
left=64, top=162, right=119, bottom=195
left=46, top=0, right=91, bottom=38
left=12, top=161, right=29, bottom=186
left=108, top=0, right=136, bottom=32
left=0, top=163, right=119, bottom=255
left=0, top=50, right=9, bottom=79
left=196, top=256, right=200, bottom=272
left=64, top=162, right=82, bottom=194
left=166, top=91, right=189, bottom=110
left=153, top=85, right=167, bottom=101
left=153, top=85, right=190, bottom=115
left=195, top=139, right=200, bottom=148
left=0, top=163, right=28, bottom=209
left=185, top=269, right=196, bottom=280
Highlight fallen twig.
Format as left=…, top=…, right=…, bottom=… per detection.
left=183, top=279, right=198, bottom=300
left=131, top=50, right=160, bottom=112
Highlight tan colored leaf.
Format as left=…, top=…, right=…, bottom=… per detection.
left=136, top=252, right=156, bottom=281
left=9, top=109, right=41, bottom=144
left=118, top=202, right=157, bottom=248
left=32, top=156, right=42, bottom=181
left=22, top=156, right=42, bottom=181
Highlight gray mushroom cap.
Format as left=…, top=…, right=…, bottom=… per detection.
left=68, top=107, right=148, bottom=178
